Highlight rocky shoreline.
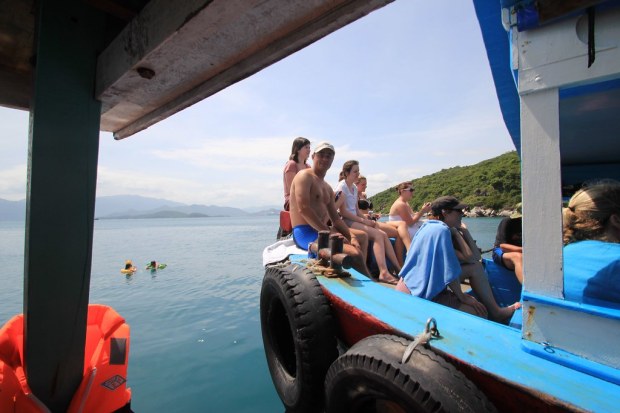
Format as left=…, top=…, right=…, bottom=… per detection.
left=463, top=206, right=519, bottom=218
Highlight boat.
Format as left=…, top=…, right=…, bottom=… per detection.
left=0, top=1, right=395, bottom=410
left=261, top=1, right=620, bottom=412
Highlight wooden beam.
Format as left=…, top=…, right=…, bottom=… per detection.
left=96, top=0, right=394, bottom=138
left=24, top=1, right=104, bottom=410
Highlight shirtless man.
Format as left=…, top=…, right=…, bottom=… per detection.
left=289, top=141, right=371, bottom=276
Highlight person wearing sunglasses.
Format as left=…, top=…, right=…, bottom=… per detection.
left=388, top=182, right=432, bottom=240
left=355, top=175, right=409, bottom=266
left=335, top=160, right=401, bottom=284
left=396, top=196, right=520, bottom=323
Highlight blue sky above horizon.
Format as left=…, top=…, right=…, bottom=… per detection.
left=0, top=1, right=515, bottom=209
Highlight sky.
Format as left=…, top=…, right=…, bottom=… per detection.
left=0, top=0, right=515, bottom=210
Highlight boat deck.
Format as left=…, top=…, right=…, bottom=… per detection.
left=288, top=253, right=618, bottom=412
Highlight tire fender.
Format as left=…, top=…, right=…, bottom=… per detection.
left=325, top=334, right=497, bottom=413
left=260, top=264, right=338, bottom=412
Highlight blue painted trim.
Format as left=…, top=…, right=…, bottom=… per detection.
left=521, top=340, right=620, bottom=386
left=516, top=5, right=539, bottom=31
left=523, top=292, right=620, bottom=320
left=288, top=253, right=620, bottom=411
left=560, top=78, right=620, bottom=99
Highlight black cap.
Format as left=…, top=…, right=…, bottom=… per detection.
left=431, top=196, right=467, bottom=216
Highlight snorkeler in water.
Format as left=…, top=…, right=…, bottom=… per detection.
left=146, top=260, right=167, bottom=270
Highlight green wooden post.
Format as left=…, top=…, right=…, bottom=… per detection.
left=24, top=1, right=104, bottom=411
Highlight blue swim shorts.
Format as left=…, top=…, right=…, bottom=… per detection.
left=293, top=224, right=318, bottom=258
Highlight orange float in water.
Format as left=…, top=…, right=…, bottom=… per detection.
left=0, top=304, right=131, bottom=413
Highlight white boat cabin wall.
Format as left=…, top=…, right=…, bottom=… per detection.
left=509, top=4, right=620, bottom=379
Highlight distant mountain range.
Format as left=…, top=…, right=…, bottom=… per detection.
left=0, top=195, right=280, bottom=221
left=0, top=198, right=26, bottom=221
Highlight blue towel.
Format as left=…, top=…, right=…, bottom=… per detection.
left=400, top=220, right=461, bottom=300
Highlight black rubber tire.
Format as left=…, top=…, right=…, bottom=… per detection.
left=260, top=264, right=338, bottom=412
left=324, top=334, right=497, bottom=413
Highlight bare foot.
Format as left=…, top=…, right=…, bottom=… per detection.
left=491, top=302, right=521, bottom=323
left=378, top=272, right=399, bottom=285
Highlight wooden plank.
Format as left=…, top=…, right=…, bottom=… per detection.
left=24, top=1, right=104, bottom=410
left=96, top=0, right=394, bottom=138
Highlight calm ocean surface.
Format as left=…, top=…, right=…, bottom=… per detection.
left=0, top=215, right=502, bottom=412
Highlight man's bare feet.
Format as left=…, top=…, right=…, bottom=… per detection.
left=491, top=302, right=521, bottom=323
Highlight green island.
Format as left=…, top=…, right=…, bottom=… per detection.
left=370, top=151, right=521, bottom=215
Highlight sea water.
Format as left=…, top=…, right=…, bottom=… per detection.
left=0, top=216, right=502, bottom=412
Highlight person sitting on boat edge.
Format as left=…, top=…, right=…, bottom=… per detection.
left=563, top=180, right=620, bottom=309
left=354, top=175, right=410, bottom=266
left=492, top=203, right=523, bottom=283
left=288, top=141, right=371, bottom=277
left=388, top=181, right=432, bottom=241
left=283, top=137, right=311, bottom=211
left=395, top=217, right=487, bottom=318
left=334, top=160, right=401, bottom=283
left=431, top=196, right=520, bottom=322
left=355, top=175, right=379, bottom=220
left=278, top=137, right=312, bottom=239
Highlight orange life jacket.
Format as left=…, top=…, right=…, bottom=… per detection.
left=0, top=304, right=131, bottom=413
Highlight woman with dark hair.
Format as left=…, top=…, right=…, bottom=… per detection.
left=282, top=137, right=311, bottom=211
left=563, top=180, right=620, bottom=308
left=335, top=160, right=400, bottom=283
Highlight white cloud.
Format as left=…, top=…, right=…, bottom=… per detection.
left=0, top=0, right=517, bottom=210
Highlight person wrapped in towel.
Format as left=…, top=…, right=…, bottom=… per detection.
left=396, top=220, right=486, bottom=316
left=397, top=196, right=521, bottom=322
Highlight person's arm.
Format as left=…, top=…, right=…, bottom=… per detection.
left=283, top=162, right=297, bottom=197
left=397, top=202, right=431, bottom=226
left=294, top=173, right=330, bottom=232
left=458, top=224, right=482, bottom=262
left=448, top=279, right=488, bottom=317
left=500, top=243, right=523, bottom=253
left=412, top=202, right=432, bottom=222
left=450, top=227, right=475, bottom=262
left=395, top=203, right=417, bottom=226
left=326, top=186, right=352, bottom=241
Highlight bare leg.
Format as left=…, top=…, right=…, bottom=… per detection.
left=380, top=230, right=401, bottom=273
left=459, top=228, right=482, bottom=263
left=460, top=262, right=520, bottom=322
left=350, top=228, right=369, bottom=262
left=385, top=221, right=412, bottom=250
left=343, top=243, right=371, bottom=276
left=394, top=237, right=405, bottom=267
left=376, top=222, right=405, bottom=267
left=352, top=223, right=398, bottom=283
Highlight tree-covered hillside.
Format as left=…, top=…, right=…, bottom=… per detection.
left=370, top=151, right=521, bottom=213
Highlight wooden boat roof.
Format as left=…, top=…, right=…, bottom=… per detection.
left=0, top=0, right=393, bottom=139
